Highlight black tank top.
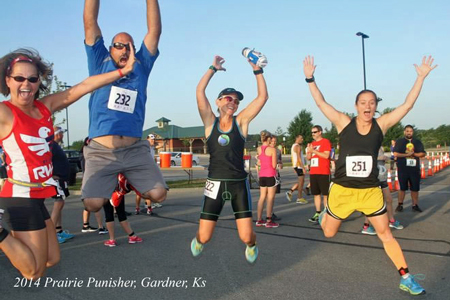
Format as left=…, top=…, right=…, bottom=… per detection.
left=207, top=117, right=247, bottom=180
left=333, top=117, right=383, bottom=188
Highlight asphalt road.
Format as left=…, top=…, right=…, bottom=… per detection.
left=1, top=166, right=449, bottom=300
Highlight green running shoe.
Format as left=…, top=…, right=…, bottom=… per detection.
left=190, top=237, right=204, bottom=257
left=245, top=244, right=259, bottom=264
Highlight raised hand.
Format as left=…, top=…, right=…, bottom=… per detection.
left=122, top=42, right=136, bottom=76
left=414, top=55, right=437, bottom=78
left=212, top=55, right=226, bottom=71
left=303, top=55, right=316, bottom=78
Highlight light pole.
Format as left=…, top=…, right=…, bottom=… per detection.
left=356, top=32, right=369, bottom=90
left=61, top=85, right=72, bottom=149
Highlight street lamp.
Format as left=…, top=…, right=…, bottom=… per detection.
left=61, top=85, right=72, bottom=149
left=356, top=32, right=369, bottom=90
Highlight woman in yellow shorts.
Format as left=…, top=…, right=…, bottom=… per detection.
left=302, top=55, right=436, bottom=295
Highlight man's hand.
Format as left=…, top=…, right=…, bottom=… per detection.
left=122, top=42, right=136, bottom=76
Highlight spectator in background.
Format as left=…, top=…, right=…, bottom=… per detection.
left=394, top=125, right=426, bottom=213
left=286, top=135, right=308, bottom=204
left=80, top=137, right=107, bottom=234
left=50, top=126, right=74, bottom=244
left=306, top=125, right=331, bottom=223
left=255, top=131, right=278, bottom=228
left=390, top=140, right=396, bottom=170
left=135, top=134, right=164, bottom=215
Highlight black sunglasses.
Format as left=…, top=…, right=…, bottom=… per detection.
left=8, top=75, right=39, bottom=83
left=111, top=42, right=136, bottom=52
left=311, top=131, right=319, bottom=134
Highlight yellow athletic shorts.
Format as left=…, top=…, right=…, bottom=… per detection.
left=327, top=182, right=386, bottom=220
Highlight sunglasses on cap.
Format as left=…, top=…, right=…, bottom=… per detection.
left=111, top=42, right=136, bottom=51
left=219, top=96, right=240, bottom=105
left=8, top=75, right=40, bottom=83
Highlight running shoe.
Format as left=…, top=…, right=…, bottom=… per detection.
left=58, top=230, right=75, bottom=240
left=399, top=274, right=426, bottom=295
left=308, top=212, right=320, bottom=223
left=128, top=235, right=143, bottom=244
left=305, top=187, right=311, bottom=196
left=389, top=220, right=404, bottom=230
left=255, top=220, right=266, bottom=227
left=190, top=237, right=204, bottom=257
left=395, top=204, right=403, bottom=212
left=285, top=191, right=293, bottom=202
left=57, top=235, right=66, bottom=244
left=151, top=203, right=163, bottom=209
left=318, top=208, right=327, bottom=226
left=104, top=239, right=117, bottom=247
left=81, top=225, right=98, bottom=233
left=412, top=205, right=423, bottom=213
left=265, top=220, right=279, bottom=228
left=98, top=227, right=108, bottom=235
left=271, top=213, right=281, bottom=221
left=296, top=198, right=308, bottom=204
left=245, top=244, right=259, bottom=264
left=361, top=226, right=376, bottom=235
left=134, top=207, right=140, bottom=215
left=147, top=207, right=154, bottom=215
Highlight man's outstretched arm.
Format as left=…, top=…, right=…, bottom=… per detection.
left=143, top=0, right=162, bottom=55
left=84, top=0, right=102, bottom=46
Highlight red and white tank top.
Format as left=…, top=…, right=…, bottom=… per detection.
left=0, top=100, right=56, bottom=198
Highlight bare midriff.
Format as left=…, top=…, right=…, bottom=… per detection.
left=93, top=135, right=140, bottom=149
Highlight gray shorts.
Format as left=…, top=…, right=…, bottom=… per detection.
left=81, top=140, right=168, bottom=200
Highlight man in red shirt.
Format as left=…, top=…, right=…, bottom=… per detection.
left=306, top=125, right=331, bottom=223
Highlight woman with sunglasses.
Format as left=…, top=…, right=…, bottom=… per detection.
left=190, top=55, right=268, bottom=263
left=303, top=55, right=436, bottom=295
left=0, top=47, right=135, bottom=279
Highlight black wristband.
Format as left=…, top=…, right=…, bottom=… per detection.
left=253, top=69, right=264, bottom=75
left=209, top=65, right=217, bottom=73
left=305, top=76, right=315, bottom=83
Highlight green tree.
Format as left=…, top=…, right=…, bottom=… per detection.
left=323, top=123, right=338, bottom=147
left=380, top=108, right=403, bottom=147
left=287, top=109, right=313, bottom=151
left=70, top=139, right=85, bottom=151
left=274, top=126, right=284, bottom=137
left=39, top=74, right=67, bottom=126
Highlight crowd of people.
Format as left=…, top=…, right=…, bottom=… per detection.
left=0, top=0, right=438, bottom=297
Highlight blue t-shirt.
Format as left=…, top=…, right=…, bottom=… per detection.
left=85, top=37, right=159, bottom=138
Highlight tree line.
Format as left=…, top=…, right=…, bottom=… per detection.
left=248, top=108, right=450, bottom=153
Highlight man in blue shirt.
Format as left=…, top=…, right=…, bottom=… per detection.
left=82, top=0, right=167, bottom=212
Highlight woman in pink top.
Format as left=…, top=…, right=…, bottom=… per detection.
left=256, top=131, right=278, bottom=228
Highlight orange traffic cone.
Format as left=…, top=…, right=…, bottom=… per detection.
left=421, top=162, right=426, bottom=179
left=428, top=159, right=433, bottom=176
left=387, top=169, right=394, bottom=191
left=394, top=170, right=400, bottom=191
left=440, top=156, right=444, bottom=170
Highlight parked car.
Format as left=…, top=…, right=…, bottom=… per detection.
left=157, top=152, right=200, bottom=167
left=64, top=150, right=82, bottom=186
